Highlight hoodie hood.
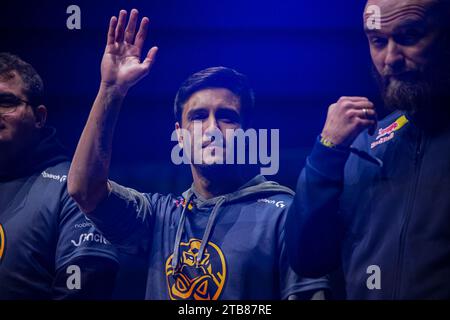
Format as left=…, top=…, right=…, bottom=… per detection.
left=172, top=175, right=294, bottom=271
left=183, top=174, right=294, bottom=208
left=0, top=127, right=68, bottom=181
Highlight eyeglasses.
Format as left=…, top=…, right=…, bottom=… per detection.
left=0, top=93, right=32, bottom=115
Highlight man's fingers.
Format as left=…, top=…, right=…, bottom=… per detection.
left=347, top=108, right=376, bottom=120
left=345, top=100, right=375, bottom=110
left=124, top=9, right=139, bottom=44
left=361, top=108, right=377, bottom=119
left=348, top=107, right=377, bottom=119
left=365, top=110, right=378, bottom=136
left=339, top=96, right=369, bottom=102
left=142, top=46, right=158, bottom=70
left=115, top=10, right=127, bottom=42
left=355, top=108, right=378, bottom=136
left=135, top=17, right=150, bottom=51
left=107, top=16, right=117, bottom=45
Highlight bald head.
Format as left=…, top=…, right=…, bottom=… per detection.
left=365, top=0, right=438, bottom=11
left=364, top=0, right=449, bottom=30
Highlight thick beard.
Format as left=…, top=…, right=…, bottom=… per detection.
left=373, top=66, right=432, bottom=115
left=372, top=51, right=450, bottom=117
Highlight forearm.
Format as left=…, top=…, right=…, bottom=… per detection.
left=68, top=9, right=157, bottom=213
left=286, top=139, right=349, bottom=277
left=68, top=83, right=126, bottom=213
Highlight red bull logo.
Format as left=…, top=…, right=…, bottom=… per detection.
left=377, top=122, right=399, bottom=139
left=165, top=238, right=227, bottom=300
left=372, top=115, right=409, bottom=149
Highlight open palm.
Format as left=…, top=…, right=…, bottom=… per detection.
left=101, top=9, right=158, bottom=92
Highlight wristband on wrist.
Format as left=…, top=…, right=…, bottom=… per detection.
left=319, top=135, right=336, bottom=148
left=318, top=135, right=383, bottom=167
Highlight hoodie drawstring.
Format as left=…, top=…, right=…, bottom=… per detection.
left=196, top=196, right=226, bottom=266
left=172, top=193, right=227, bottom=271
left=171, top=175, right=292, bottom=272
left=171, top=190, right=194, bottom=271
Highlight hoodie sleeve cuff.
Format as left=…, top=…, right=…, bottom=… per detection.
left=307, top=137, right=350, bottom=181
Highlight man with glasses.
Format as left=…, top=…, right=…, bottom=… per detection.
left=0, top=52, right=119, bottom=299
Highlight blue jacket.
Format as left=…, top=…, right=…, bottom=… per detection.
left=286, top=111, right=450, bottom=299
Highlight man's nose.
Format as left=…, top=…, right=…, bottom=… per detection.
left=384, top=39, right=405, bottom=73
left=202, top=115, right=223, bottom=144
left=204, top=114, right=219, bottom=133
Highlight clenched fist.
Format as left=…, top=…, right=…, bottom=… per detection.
left=321, top=96, right=377, bottom=147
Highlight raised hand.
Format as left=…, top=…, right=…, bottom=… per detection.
left=101, top=9, right=158, bottom=95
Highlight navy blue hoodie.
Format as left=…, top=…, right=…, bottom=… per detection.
left=87, top=175, right=329, bottom=300
left=286, top=111, right=450, bottom=299
left=0, top=127, right=119, bottom=299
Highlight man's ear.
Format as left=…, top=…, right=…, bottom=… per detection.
left=175, top=122, right=183, bottom=148
left=34, top=105, right=47, bottom=129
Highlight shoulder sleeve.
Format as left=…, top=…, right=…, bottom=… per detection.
left=55, top=184, right=119, bottom=270
left=285, top=138, right=349, bottom=277
left=52, top=255, right=119, bottom=300
left=85, top=180, right=157, bottom=255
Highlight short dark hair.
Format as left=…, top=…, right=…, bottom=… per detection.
left=0, top=52, right=44, bottom=107
left=174, top=66, right=255, bottom=128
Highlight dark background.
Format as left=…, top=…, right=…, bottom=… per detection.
left=0, top=0, right=383, bottom=299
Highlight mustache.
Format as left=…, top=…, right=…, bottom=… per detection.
left=201, top=137, right=224, bottom=148
left=372, top=66, right=423, bottom=89
left=201, top=141, right=223, bottom=148
left=380, top=70, right=422, bottom=83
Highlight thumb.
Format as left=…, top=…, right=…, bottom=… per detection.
left=142, top=46, right=158, bottom=70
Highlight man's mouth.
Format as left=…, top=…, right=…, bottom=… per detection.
left=201, top=140, right=222, bottom=149
left=385, top=71, right=419, bottom=83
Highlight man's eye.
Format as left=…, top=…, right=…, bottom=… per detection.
left=219, top=117, right=234, bottom=123
left=398, top=30, right=422, bottom=45
left=217, top=112, right=240, bottom=124
left=0, top=97, right=20, bottom=107
left=190, top=114, right=206, bottom=121
left=0, top=101, right=16, bottom=108
left=370, top=36, right=387, bottom=47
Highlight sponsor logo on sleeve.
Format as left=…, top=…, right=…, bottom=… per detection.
left=371, top=115, right=409, bottom=149
left=73, top=221, right=94, bottom=229
left=71, top=232, right=110, bottom=247
left=257, top=198, right=285, bottom=208
left=41, top=171, right=67, bottom=183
